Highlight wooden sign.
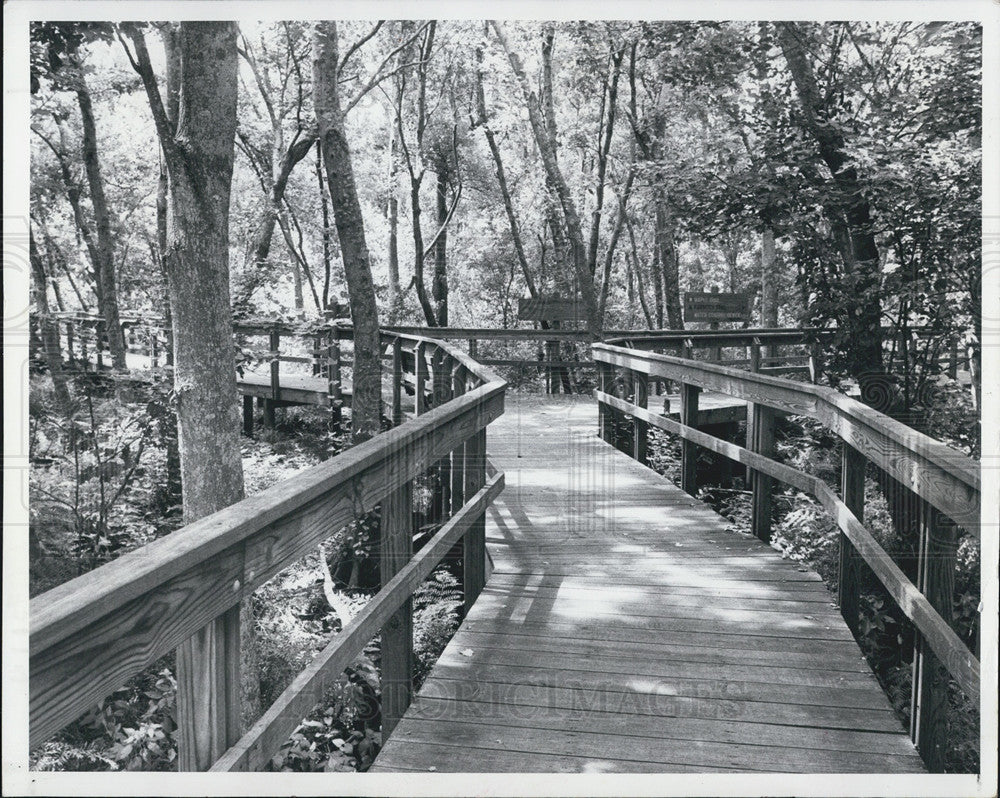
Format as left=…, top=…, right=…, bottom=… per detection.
left=518, top=296, right=586, bottom=322
left=683, top=292, right=751, bottom=323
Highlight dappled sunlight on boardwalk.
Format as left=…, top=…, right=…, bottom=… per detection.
left=373, top=394, right=924, bottom=773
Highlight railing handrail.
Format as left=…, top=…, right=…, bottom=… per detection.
left=593, top=343, right=979, bottom=529
left=30, top=329, right=506, bottom=757
left=591, top=340, right=980, bottom=772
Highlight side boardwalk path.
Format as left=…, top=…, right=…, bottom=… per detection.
left=373, top=394, right=924, bottom=773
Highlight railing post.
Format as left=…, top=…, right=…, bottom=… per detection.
left=910, top=503, right=958, bottom=772
left=176, top=606, right=241, bottom=771
left=545, top=339, right=558, bottom=394
left=391, top=336, right=403, bottom=426
left=431, top=351, right=453, bottom=518
left=450, top=363, right=467, bottom=515
left=265, top=326, right=280, bottom=428
left=312, top=333, right=322, bottom=377
left=680, top=383, right=700, bottom=495
left=329, top=325, right=342, bottom=432
left=633, top=370, right=649, bottom=466
left=380, top=479, right=413, bottom=738
left=467, top=338, right=477, bottom=360
left=750, top=401, right=775, bottom=542
left=597, top=360, right=615, bottom=445
left=838, top=444, right=865, bottom=636
left=150, top=325, right=159, bottom=369
left=746, top=341, right=761, bottom=483
left=414, top=341, right=428, bottom=415
left=242, top=395, right=254, bottom=437
left=809, top=341, right=822, bottom=384
left=463, top=427, right=487, bottom=612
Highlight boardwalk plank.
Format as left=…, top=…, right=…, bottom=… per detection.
left=375, top=395, right=922, bottom=773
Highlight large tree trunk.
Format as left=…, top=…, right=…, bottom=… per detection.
left=777, top=22, right=883, bottom=379
left=169, top=23, right=249, bottom=768
left=126, top=20, right=251, bottom=768
left=313, top=21, right=382, bottom=443
left=654, top=198, right=683, bottom=328
left=73, top=63, right=127, bottom=369
left=30, top=232, right=72, bottom=413
left=492, top=22, right=602, bottom=339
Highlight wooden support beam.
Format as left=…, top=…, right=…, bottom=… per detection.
left=176, top=605, right=241, bottom=771
left=210, top=472, right=504, bottom=772
left=750, top=401, right=775, bottom=542
left=633, top=370, right=649, bottom=466
left=414, top=342, right=427, bottom=415
left=838, top=445, right=865, bottom=636
left=391, top=336, right=403, bottom=426
left=680, top=383, right=700, bottom=495
left=597, top=362, right=615, bottom=445
left=328, top=326, right=342, bottom=431
left=450, top=364, right=467, bottom=516
left=269, top=327, right=280, bottom=401
left=911, top=504, right=959, bottom=772
left=242, top=395, right=254, bottom=438
left=463, top=428, right=487, bottom=612
left=379, top=480, right=413, bottom=737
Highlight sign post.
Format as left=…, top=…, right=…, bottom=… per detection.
left=517, top=296, right=585, bottom=395
left=682, top=291, right=751, bottom=324
left=683, top=290, right=751, bottom=363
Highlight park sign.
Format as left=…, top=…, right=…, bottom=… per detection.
left=683, top=291, right=751, bottom=323
left=518, top=296, right=586, bottom=322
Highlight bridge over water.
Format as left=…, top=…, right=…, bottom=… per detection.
left=29, top=318, right=979, bottom=773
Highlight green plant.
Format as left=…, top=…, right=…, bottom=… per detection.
left=412, top=569, right=463, bottom=687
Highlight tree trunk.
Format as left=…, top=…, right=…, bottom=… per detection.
left=73, top=63, right=127, bottom=369
left=313, top=21, right=382, bottom=443
left=777, top=22, right=883, bottom=379
left=492, top=22, right=602, bottom=339
left=386, top=92, right=401, bottom=317
left=432, top=164, right=449, bottom=326
left=316, top=142, right=334, bottom=310
left=654, top=199, right=683, bottom=328
left=247, top=134, right=316, bottom=273
left=30, top=231, right=72, bottom=413
left=127, top=20, right=250, bottom=768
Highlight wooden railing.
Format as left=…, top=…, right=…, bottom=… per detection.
left=43, top=313, right=972, bottom=403
left=592, top=341, right=980, bottom=772
left=29, top=330, right=507, bottom=771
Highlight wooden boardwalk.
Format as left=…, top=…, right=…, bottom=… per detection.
left=373, top=394, right=924, bottom=773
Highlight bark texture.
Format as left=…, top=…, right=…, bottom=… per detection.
left=73, top=59, right=127, bottom=368
left=126, top=21, right=250, bottom=769
left=492, top=22, right=602, bottom=339
left=30, top=232, right=73, bottom=412
left=313, top=21, right=383, bottom=442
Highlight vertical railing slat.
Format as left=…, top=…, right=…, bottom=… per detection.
left=680, top=383, right=700, bottom=495
left=633, top=370, right=649, bottom=466
left=910, top=503, right=958, bottom=772
left=838, top=444, right=865, bottom=636
left=463, top=428, right=487, bottom=612
left=177, top=606, right=241, bottom=771
left=750, top=401, right=775, bottom=542
left=379, top=479, right=413, bottom=737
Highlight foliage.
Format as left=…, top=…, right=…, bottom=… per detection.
left=412, top=569, right=464, bottom=687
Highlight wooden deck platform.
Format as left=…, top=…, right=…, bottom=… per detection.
left=372, top=394, right=924, bottom=773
